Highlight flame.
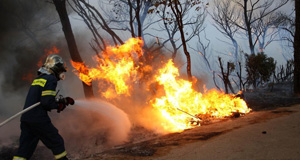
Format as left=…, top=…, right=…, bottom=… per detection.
left=22, top=46, right=60, bottom=82
left=22, top=72, right=34, bottom=82
left=38, top=46, right=60, bottom=67
left=71, top=38, right=146, bottom=98
left=71, top=37, right=251, bottom=132
left=151, top=60, right=251, bottom=132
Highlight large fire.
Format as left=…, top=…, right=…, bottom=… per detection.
left=71, top=38, right=251, bottom=132
left=151, top=60, right=250, bottom=132
left=71, top=38, right=146, bottom=99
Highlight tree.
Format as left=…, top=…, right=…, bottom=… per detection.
left=217, top=57, right=235, bottom=94
left=211, top=0, right=240, bottom=69
left=71, top=0, right=160, bottom=67
left=190, top=30, right=211, bottom=71
left=71, top=0, right=124, bottom=52
left=277, top=11, right=295, bottom=60
left=153, top=0, right=206, bottom=82
left=52, top=0, right=94, bottom=98
left=0, top=0, right=59, bottom=51
left=72, top=0, right=206, bottom=82
left=100, top=0, right=155, bottom=43
left=152, top=0, right=206, bottom=61
left=167, top=0, right=192, bottom=81
left=253, top=12, right=285, bottom=52
left=294, top=0, right=300, bottom=95
left=232, top=0, right=289, bottom=54
left=245, top=52, right=276, bottom=88
left=273, top=60, right=294, bottom=83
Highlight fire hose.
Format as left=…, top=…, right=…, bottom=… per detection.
left=0, top=102, right=40, bottom=128
left=0, top=94, right=74, bottom=128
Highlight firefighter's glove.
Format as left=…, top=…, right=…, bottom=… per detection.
left=65, top=97, right=75, bottom=105
left=56, top=96, right=68, bottom=113
left=57, top=103, right=66, bottom=113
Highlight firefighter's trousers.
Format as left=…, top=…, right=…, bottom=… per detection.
left=13, top=121, right=68, bottom=160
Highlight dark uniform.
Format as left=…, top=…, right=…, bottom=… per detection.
left=13, top=74, right=67, bottom=160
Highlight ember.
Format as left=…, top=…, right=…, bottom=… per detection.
left=71, top=38, right=251, bottom=133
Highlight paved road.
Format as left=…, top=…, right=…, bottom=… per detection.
left=157, top=105, right=300, bottom=160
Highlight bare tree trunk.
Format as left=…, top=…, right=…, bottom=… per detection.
left=243, top=0, right=255, bottom=54
left=233, top=0, right=288, bottom=55
left=294, top=0, right=300, bottom=95
left=53, top=0, right=94, bottom=98
left=218, top=57, right=234, bottom=94
left=136, top=0, right=142, bottom=38
left=181, top=36, right=193, bottom=82
left=170, top=0, right=192, bottom=81
left=128, top=0, right=135, bottom=38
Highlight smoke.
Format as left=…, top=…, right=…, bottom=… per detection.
left=93, top=79, right=173, bottom=135
left=0, top=0, right=56, bottom=114
left=0, top=0, right=78, bottom=115
left=51, top=99, right=132, bottom=158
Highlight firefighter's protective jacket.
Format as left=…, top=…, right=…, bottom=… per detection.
left=21, top=74, right=59, bottom=122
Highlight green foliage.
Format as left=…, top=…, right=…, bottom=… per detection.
left=228, top=61, right=235, bottom=73
left=245, top=52, right=276, bottom=88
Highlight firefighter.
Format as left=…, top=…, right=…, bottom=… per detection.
left=13, top=54, right=74, bottom=160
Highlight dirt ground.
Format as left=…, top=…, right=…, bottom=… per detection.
left=81, top=104, right=300, bottom=160
left=156, top=105, right=300, bottom=160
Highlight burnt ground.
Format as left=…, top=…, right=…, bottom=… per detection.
left=79, top=82, right=300, bottom=160
left=243, top=82, right=300, bottom=111
left=1, top=82, right=300, bottom=160
left=80, top=107, right=299, bottom=160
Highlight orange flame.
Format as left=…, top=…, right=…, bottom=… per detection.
left=71, top=38, right=145, bottom=98
left=22, top=46, right=60, bottom=82
left=38, top=46, right=60, bottom=67
left=151, top=60, right=251, bottom=132
left=22, top=72, right=34, bottom=82
left=71, top=37, right=251, bottom=132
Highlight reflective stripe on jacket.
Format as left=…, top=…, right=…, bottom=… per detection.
left=21, top=74, right=59, bottom=122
